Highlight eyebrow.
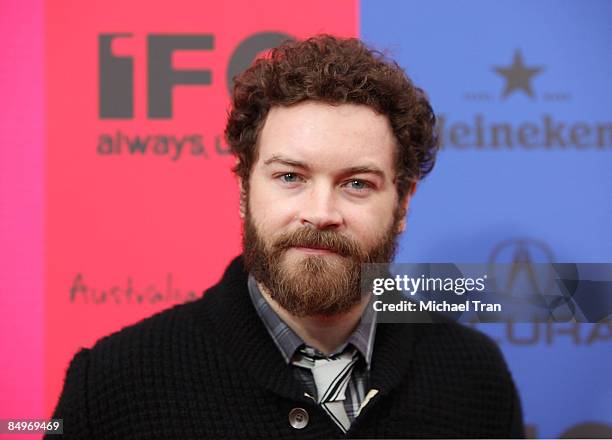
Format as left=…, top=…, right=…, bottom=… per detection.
left=263, top=155, right=387, bottom=180
left=263, top=156, right=310, bottom=170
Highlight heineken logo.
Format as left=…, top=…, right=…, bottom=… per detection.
left=440, top=49, right=611, bottom=149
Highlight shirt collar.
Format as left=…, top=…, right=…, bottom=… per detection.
left=247, top=274, right=377, bottom=369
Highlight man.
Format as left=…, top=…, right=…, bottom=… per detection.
left=49, top=35, right=525, bottom=438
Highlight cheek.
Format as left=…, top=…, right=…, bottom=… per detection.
left=248, top=187, right=296, bottom=231
left=250, top=173, right=312, bottom=225
left=344, top=202, right=396, bottom=239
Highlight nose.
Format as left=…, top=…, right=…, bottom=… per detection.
left=299, top=183, right=343, bottom=230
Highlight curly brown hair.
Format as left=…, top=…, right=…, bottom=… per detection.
left=225, top=34, right=438, bottom=202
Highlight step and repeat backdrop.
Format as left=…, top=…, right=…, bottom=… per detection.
left=1, top=0, right=610, bottom=438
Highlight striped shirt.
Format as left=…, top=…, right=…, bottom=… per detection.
left=247, top=275, right=377, bottom=424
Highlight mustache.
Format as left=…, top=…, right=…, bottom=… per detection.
left=272, top=227, right=362, bottom=258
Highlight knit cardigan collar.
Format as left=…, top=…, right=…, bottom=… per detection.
left=197, top=255, right=419, bottom=406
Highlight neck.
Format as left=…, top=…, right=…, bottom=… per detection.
left=258, top=282, right=370, bottom=356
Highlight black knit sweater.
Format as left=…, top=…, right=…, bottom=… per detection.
left=48, top=255, right=525, bottom=439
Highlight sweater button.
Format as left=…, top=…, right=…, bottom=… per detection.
left=288, top=407, right=309, bottom=429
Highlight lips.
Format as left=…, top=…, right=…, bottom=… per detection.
left=297, top=245, right=331, bottom=251
left=292, top=245, right=337, bottom=254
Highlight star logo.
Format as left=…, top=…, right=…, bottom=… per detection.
left=493, top=50, right=544, bottom=99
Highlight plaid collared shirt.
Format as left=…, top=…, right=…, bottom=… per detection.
left=247, top=275, right=377, bottom=424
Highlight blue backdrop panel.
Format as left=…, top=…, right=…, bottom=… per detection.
left=360, top=0, right=612, bottom=437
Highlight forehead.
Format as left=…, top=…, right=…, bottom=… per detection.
left=256, top=101, right=397, bottom=173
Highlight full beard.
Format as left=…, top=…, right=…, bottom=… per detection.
left=242, top=206, right=402, bottom=317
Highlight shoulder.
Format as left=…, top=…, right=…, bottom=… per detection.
left=79, top=255, right=247, bottom=370
left=405, top=321, right=524, bottom=437
left=94, top=298, right=199, bottom=348
left=61, top=302, right=201, bottom=396
left=428, top=321, right=525, bottom=437
left=49, top=269, right=247, bottom=434
left=86, top=283, right=230, bottom=369
left=413, top=319, right=508, bottom=371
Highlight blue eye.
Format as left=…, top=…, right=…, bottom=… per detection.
left=345, top=179, right=370, bottom=191
left=279, top=173, right=302, bottom=183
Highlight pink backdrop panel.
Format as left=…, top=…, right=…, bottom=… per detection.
left=0, top=0, right=44, bottom=436
left=45, top=0, right=357, bottom=417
